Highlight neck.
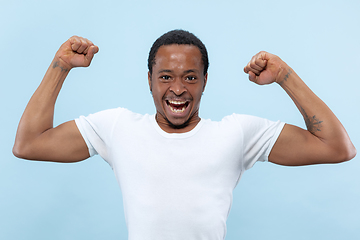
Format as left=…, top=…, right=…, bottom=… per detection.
left=155, top=113, right=201, bottom=133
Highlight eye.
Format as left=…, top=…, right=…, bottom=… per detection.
left=160, top=75, right=171, bottom=81
left=186, top=76, right=197, bottom=81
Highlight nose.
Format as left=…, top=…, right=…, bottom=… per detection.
left=169, top=78, right=186, bottom=96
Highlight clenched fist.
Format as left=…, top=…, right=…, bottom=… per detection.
left=244, top=51, right=288, bottom=85
left=54, top=36, right=99, bottom=70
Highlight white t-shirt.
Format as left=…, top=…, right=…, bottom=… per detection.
left=75, top=107, right=285, bottom=240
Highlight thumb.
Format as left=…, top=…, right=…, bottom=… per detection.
left=84, top=45, right=99, bottom=65
left=259, top=51, right=269, bottom=60
left=248, top=71, right=257, bottom=83
left=257, top=52, right=268, bottom=68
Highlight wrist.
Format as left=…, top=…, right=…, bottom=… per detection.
left=51, top=56, right=72, bottom=73
left=276, top=64, right=293, bottom=86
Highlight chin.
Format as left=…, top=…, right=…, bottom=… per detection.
left=166, top=118, right=190, bottom=129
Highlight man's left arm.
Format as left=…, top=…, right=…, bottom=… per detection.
left=244, top=51, right=356, bottom=166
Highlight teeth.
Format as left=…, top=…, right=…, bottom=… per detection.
left=166, top=99, right=188, bottom=113
left=168, top=100, right=186, bottom=105
left=169, top=105, right=186, bottom=113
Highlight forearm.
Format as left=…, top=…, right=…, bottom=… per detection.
left=13, top=59, right=70, bottom=154
left=277, top=65, right=356, bottom=161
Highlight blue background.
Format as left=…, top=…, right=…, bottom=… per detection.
left=1, top=0, right=359, bottom=239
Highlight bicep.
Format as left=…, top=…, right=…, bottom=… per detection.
left=15, top=120, right=90, bottom=162
left=268, top=124, right=338, bottom=166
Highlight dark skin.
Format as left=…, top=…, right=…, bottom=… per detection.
left=148, top=44, right=207, bottom=133
left=244, top=51, right=356, bottom=165
left=13, top=36, right=356, bottom=166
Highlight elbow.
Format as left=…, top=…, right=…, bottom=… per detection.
left=12, top=141, right=32, bottom=160
left=334, top=144, right=357, bottom=163
left=12, top=143, right=24, bottom=159
left=344, top=145, right=357, bottom=162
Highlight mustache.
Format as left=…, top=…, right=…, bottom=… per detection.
left=163, top=97, right=193, bottom=102
left=163, top=95, right=193, bottom=102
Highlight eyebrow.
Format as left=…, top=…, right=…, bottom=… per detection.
left=184, top=69, right=198, bottom=74
left=157, top=69, right=198, bottom=74
left=158, top=69, right=172, bottom=74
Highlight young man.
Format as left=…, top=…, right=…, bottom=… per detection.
left=13, top=30, right=356, bottom=239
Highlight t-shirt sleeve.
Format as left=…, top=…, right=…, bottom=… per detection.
left=234, top=114, right=285, bottom=170
left=74, top=108, right=122, bottom=165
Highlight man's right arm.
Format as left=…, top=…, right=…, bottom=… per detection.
left=13, top=36, right=99, bottom=163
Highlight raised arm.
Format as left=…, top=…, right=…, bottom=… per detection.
left=244, top=51, right=356, bottom=166
left=13, top=36, right=99, bottom=163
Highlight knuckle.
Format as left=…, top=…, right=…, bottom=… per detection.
left=85, top=38, right=93, bottom=45
left=70, top=35, right=79, bottom=42
left=259, top=50, right=267, bottom=55
left=249, top=62, right=257, bottom=68
left=255, top=58, right=263, bottom=65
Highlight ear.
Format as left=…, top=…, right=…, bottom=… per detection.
left=148, top=71, right=152, bottom=92
left=202, top=73, right=208, bottom=92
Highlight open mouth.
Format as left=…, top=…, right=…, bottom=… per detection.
left=166, top=100, right=190, bottom=113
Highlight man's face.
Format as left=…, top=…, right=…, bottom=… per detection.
left=148, top=44, right=207, bottom=133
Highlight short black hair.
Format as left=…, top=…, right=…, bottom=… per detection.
left=148, top=29, right=209, bottom=76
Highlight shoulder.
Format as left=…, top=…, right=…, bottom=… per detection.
left=205, top=114, right=284, bottom=138
left=215, top=113, right=272, bottom=127
left=202, top=114, right=263, bottom=128
left=75, top=107, right=147, bottom=134
left=79, top=107, right=144, bottom=121
left=224, top=113, right=283, bottom=128
left=200, top=114, right=255, bottom=135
